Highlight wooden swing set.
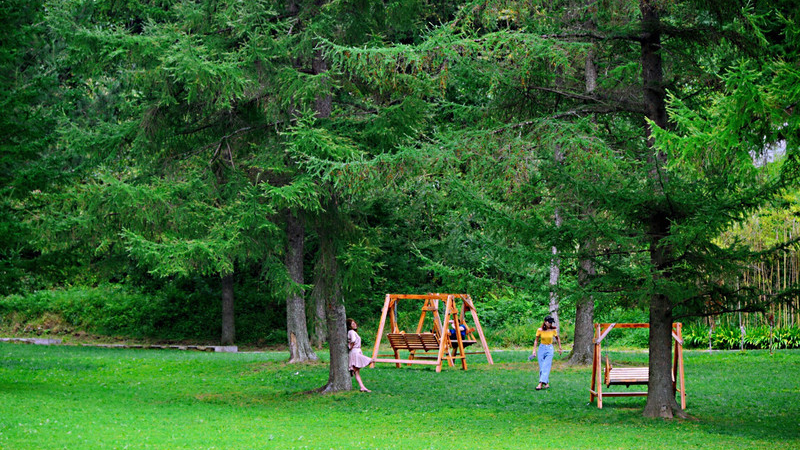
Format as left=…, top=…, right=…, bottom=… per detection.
left=370, top=293, right=494, bottom=372
left=590, top=323, right=686, bottom=409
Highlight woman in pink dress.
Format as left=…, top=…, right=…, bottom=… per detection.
left=346, top=318, right=372, bottom=392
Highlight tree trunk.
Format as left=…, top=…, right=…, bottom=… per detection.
left=569, top=252, right=595, bottom=365
left=644, top=213, right=684, bottom=417
left=311, top=261, right=328, bottom=348
left=640, top=0, right=685, bottom=418
left=585, top=49, right=597, bottom=94
left=309, top=46, right=332, bottom=349
left=645, top=302, right=681, bottom=417
left=286, top=210, right=318, bottom=363
left=548, top=236, right=561, bottom=325
left=316, top=209, right=351, bottom=393
left=221, top=273, right=235, bottom=345
left=312, top=51, right=331, bottom=118
left=640, top=2, right=669, bottom=154
left=549, top=145, right=564, bottom=326
left=644, top=238, right=683, bottom=418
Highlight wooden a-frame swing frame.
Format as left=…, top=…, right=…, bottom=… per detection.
left=590, top=322, right=686, bottom=409
left=370, top=293, right=494, bottom=372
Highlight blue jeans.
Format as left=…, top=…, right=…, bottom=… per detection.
left=538, top=344, right=554, bottom=384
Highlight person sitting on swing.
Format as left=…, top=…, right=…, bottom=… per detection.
left=449, top=320, right=467, bottom=340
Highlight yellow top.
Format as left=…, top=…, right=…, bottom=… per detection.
left=536, top=328, right=558, bottom=345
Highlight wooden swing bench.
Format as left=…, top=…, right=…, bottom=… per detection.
left=387, top=332, right=476, bottom=352
left=590, top=323, right=686, bottom=409
left=382, top=332, right=452, bottom=369
left=388, top=333, right=440, bottom=352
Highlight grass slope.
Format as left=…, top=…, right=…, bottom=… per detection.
left=1, top=343, right=798, bottom=449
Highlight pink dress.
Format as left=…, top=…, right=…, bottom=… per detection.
left=348, top=329, right=373, bottom=371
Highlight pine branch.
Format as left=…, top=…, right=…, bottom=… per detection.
left=529, top=86, right=602, bottom=103
left=539, top=31, right=642, bottom=43
left=540, top=24, right=760, bottom=57
left=527, top=86, right=646, bottom=116
left=208, top=126, right=257, bottom=166
left=488, top=120, right=536, bottom=135
left=550, top=105, right=646, bottom=119
left=166, top=119, right=289, bottom=165
left=205, top=27, right=234, bottom=36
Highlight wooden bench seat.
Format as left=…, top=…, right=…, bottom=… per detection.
left=388, top=333, right=441, bottom=352
left=605, top=367, right=649, bottom=387
left=603, top=356, right=675, bottom=387
left=605, top=356, right=649, bottom=387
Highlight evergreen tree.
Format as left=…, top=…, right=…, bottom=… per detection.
left=1, top=0, right=64, bottom=295
left=22, top=0, right=459, bottom=391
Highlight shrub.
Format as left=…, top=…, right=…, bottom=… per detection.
left=0, top=285, right=160, bottom=337
left=683, top=323, right=711, bottom=349
left=743, top=326, right=771, bottom=349
left=681, top=323, right=800, bottom=350
left=772, top=326, right=800, bottom=349
left=478, top=291, right=545, bottom=330
left=0, top=281, right=286, bottom=344
left=488, top=322, right=537, bottom=348
left=721, top=326, right=744, bottom=349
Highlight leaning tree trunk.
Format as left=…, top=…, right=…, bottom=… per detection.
left=549, top=146, right=564, bottom=327
left=316, top=206, right=351, bottom=393
left=220, top=273, right=235, bottom=345
left=640, top=0, right=685, bottom=419
left=568, top=15, right=599, bottom=366
left=286, top=210, right=318, bottom=363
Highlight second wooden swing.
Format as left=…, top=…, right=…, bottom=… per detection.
left=589, top=322, right=686, bottom=409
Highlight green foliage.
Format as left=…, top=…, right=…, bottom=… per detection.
left=0, top=0, right=62, bottom=295
left=479, top=290, right=542, bottom=329
left=487, top=320, right=576, bottom=348
left=682, top=323, right=800, bottom=350
left=683, top=322, right=712, bottom=348
left=0, top=282, right=286, bottom=344
left=588, top=308, right=651, bottom=348
left=0, top=285, right=159, bottom=337
left=321, top=0, right=800, bottom=344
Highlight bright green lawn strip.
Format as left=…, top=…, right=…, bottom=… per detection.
left=1, top=344, right=798, bottom=449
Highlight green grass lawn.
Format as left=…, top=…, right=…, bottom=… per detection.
left=1, top=343, right=798, bottom=449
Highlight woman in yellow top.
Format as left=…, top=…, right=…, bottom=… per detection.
left=531, top=316, right=562, bottom=390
